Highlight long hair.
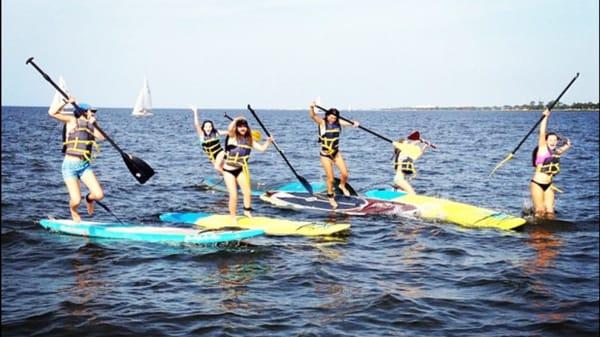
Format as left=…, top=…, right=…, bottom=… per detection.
left=227, top=117, right=253, bottom=146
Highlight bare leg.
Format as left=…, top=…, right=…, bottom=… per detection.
left=238, top=170, right=252, bottom=218
left=394, top=171, right=416, bottom=195
left=529, top=181, right=546, bottom=219
left=320, top=156, right=338, bottom=209
left=333, top=154, right=350, bottom=196
left=223, top=171, right=239, bottom=226
left=80, top=170, right=104, bottom=216
left=64, top=178, right=82, bottom=222
left=543, top=188, right=556, bottom=219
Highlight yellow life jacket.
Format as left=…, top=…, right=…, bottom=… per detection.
left=63, top=118, right=100, bottom=162
left=201, top=130, right=223, bottom=161
left=224, top=136, right=252, bottom=169
left=393, top=142, right=422, bottom=175
left=318, top=121, right=341, bottom=157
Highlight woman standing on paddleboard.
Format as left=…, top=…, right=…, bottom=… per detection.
left=392, top=135, right=430, bottom=194
left=215, top=117, right=273, bottom=226
left=191, top=107, right=227, bottom=171
left=530, top=108, right=572, bottom=219
left=48, top=97, right=105, bottom=222
left=309, top=101, right=359, bottom=208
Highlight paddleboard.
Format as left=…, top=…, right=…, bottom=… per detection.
left=197, top=177, right=326, bottom=196
left=259, top=191, right=419, bottom=216
left=159, top=212, right=350, bottom=236
left=364, top=189, right=526, bottom=230
left=39, top=219, right=264, bottom=245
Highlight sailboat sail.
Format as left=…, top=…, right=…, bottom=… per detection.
left=50, top=76, right=74, bottom=114
left=132, top=78, right=153, bottom=116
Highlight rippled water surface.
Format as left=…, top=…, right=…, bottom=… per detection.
left=2, top=106, right=599, bottom=336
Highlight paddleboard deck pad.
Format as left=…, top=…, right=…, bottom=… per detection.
left=364, top=189, right=526, bottom=230
left=260, top=191, right=419, bottom=216
left=39, top=219, right=264, bottom=245
left=159, top=212, right=350, bottom=236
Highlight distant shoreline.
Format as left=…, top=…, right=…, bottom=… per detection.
left=2, top=105, right=599, bottom=112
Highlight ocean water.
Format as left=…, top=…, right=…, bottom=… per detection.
left=2, top=106, right=598, bottom=337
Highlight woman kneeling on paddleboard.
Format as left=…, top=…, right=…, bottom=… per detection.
left=191, top=107, right=227, bottom=171
left=530, top=108, right=571, bottom=219
left=392, top=135, right=430, bottom=194
left=215, top=117, right=273, bottom=226
left=49, top=97, right=105, bottom=222
left=309, top=101, right=359, bottom=208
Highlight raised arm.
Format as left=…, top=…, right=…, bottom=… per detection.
left=309, top=102, right=323, bottom=124
left=556, top=138, right=572, bottom=155
left=48, top=96, right=76, bottom=124
left=190, top=107, right=203, bottom=138
left=538, top=108, right=550, bottom=149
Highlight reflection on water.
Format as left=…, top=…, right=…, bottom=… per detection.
left=524, top=228, right=568, bottom=323
left=63, top=242, right=110, bottom=320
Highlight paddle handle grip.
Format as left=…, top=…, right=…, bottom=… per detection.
left=314, top=104, right=394, bottom=143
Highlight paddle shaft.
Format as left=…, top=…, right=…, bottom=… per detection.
left=26, top=58, right=126, bottom=156
left=27, top=57, right=155, bottom=184
left=314, top=105, right=394, bottom=143
left=508, top=72, right=580, bottom=155
left=246, top=104, right=313, bottom=194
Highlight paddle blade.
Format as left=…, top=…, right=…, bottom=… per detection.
left=407, top=131, right=420, bottom=141
left=333, top=177, right=358, bottom=196
left=489, top=153, right=514, bottom=177
left=298, top=175, right=314, bottom=195
left=122, top=153, right=155, bottom=184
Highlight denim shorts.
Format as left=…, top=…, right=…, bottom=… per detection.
left=62, top=157, right=92, bottom=180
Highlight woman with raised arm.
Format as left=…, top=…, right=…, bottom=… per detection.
left=214, top=117, right=273, bottom=226
left=530, top=108, right=572, bottom=219
left=309, top=101, right=359, bottom=208
left=191, top=107, right=227, bottom=171
left=48, top=97, right=105, bottom=222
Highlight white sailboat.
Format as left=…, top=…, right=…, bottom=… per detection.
left=50, top=76, right=74, bottom=114
left=132, top=78, right=153, bottom=116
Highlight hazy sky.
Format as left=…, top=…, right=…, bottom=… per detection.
left=2, top=0, right=598, bottom=109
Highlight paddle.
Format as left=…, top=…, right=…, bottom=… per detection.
left=490, top=72, right=580, bottom=176
left=26, top=57, right=155, bottom=184
left=81, top=196, right=125, bottom=224
left=316, top=104, right=437, bottom=149
left=246, top=104, right=314, bottom=195
left=333, top=177, right=358, bottom=196
left=315, top=104, right=395, bottom=143
left=223, top=112, right=263, bottom=141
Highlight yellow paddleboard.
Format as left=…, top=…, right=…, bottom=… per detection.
left=365, top=190, right=526, bottom=230
left=160, top=212, right=350, bottom=236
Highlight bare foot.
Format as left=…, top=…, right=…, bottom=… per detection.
left=86, top=198, right=95, bottom=215
left=338, top=184, right=350, bottom=197
left=70, top=209, right=81, bottom=223
left=328, top=196, right=338, bottom=209
left=243, top=208, right=252, bottom=218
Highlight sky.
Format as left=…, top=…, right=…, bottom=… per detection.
left=2, top=0, right=598, bottom=109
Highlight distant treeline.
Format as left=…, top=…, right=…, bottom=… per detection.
left=384, top=101, right=599, bottom=111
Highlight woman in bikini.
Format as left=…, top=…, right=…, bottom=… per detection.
left=309, top=101, right=359, bottom=208
left=214, top=117, right=273, bottom=226
left=191, top=107, right=227, bottom=171
left=530, top=108, right=572, bottom=219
